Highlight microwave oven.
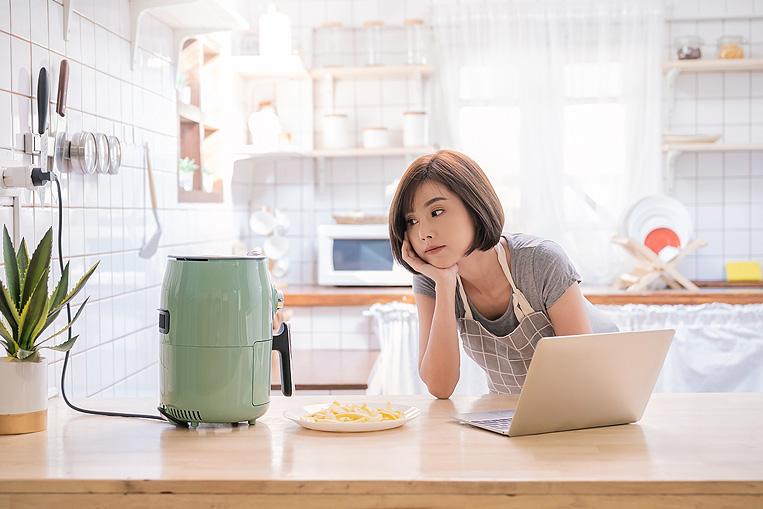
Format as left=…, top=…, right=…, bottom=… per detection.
left=317, top=224, right=413, bottom=286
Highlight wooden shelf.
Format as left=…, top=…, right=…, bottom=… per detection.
left=663, top=143, right=763, bottom=152
left=178, top=102, right=202, bottom=123
left=231, top=55, right=310, bottom=79
left=663, top=58, right=763, bottom=72
left=235, top=145, right=437, bottom=162
left=310, top=65, right=433, bottom=80
left=236, top=145, right=436, bottom=160
left=313, top=146, right=436, bottom=158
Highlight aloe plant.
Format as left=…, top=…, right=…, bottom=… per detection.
left=0, top=226, right=98, bottom=362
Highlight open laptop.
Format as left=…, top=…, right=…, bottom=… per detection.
left=454, top=329, right=675, bottom=437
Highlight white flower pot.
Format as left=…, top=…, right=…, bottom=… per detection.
left=0, top=356, right=48, bottom=435
left=179, top=171, right=195, bottom=191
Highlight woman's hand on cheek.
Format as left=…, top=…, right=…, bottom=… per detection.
left=402, top=234, right=459, bottom=287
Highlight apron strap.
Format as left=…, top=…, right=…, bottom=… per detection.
left=494, top=241, right=536, bottom=321
left=456, top=275, right=473, bottom=320
left=456, top=239, right=537, bottom=322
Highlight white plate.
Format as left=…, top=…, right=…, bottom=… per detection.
left=284, top=402, right=421, bottom=433
left=622, top=194, right=693, bottom=248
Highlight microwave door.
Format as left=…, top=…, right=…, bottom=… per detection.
left=333, top=238, right=394, bottom=271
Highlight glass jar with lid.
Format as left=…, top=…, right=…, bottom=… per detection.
left=717, top=35, right=745, bottom=59
left=363, top=20, right=384, bottom=66
left=315, top=21, right=345, bottom=67
left=673, top=35, right=703, bottom=60
left=405, top=18, right=427, bottom=65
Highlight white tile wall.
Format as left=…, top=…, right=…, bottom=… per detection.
left=667, top=0, right=763, bottom=280
left=0, top=0, right=255, bottom=399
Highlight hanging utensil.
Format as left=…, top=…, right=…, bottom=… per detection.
left=54, top=60, right=69, bottom=174
left=36, top=67, right=49, bottom=172
left=139, top=144, right=162, bottom=258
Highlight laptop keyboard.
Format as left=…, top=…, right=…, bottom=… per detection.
left=475, top=417, right=512, bottom=432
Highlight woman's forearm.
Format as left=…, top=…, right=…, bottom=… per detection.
left=419, top=280, right=461, bottom=398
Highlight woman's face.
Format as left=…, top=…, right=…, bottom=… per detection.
left=405, top=180, right=475, bottom=269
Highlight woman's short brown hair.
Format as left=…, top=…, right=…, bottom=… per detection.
left=388, top=149, right=505, bottom=274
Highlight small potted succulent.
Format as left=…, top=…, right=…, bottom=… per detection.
left=178, top=157, right=198, bottom=191
left=0, top=226, right=98, bottom=435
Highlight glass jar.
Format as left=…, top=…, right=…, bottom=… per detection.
left=673, top=35, right=703, bottom=60
left=363, top=20, right=384, bottom=66
left=717, top=35, right=745, bottom=59
left=405, top=18, right=426, bottom=65
left=315, top=21, right=345, bottom=67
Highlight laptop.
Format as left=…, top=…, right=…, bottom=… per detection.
left=454, top=329, right=675, bottom=437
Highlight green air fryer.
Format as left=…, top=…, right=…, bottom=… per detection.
left=157, top=254, right=292, bottom=428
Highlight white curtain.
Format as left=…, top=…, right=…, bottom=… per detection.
left=432, top=0, right=665, bottom=285
left=599, top=304, right=763, bottom=392
left=365, top=302, right=489, bottom=396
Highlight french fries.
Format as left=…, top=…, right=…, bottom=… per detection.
left=301, top=401, right=404, bottom=423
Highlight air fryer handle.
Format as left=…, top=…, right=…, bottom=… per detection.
left=272, top=322, right=293, bottom=397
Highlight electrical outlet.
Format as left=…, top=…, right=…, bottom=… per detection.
left=1, top=159, right=54, bottom=192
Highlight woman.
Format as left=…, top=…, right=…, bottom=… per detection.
left=388, top=150, right=617, bottom=398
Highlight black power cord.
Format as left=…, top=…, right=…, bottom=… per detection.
left=52, top=174, right=166, bottom=422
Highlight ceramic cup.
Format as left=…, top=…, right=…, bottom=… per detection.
left=362, top=127, right=389, bottom=148
left=322, top=113, right=350, bottom=149
left=403, top=111, right=428, bottom=147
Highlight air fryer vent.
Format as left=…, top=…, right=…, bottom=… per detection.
left=166, top=406, right=202, bottom=422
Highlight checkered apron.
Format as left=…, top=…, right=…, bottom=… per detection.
left=456, top=241, right=555, bottom=394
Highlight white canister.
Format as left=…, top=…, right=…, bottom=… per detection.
left=403, top=111, right=428, bottom=147
left=322, top=113, right=350, bottom=149
left=362, top=127, right=389, bottom=149
left=0, top=356, right=48, bottom=434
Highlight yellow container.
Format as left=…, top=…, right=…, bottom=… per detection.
left=725, top=261, right=762, bottom=282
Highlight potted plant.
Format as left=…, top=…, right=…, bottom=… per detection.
left=0, top=226, right=98, bottom=435
left=178, top=157, right=198, bottom=191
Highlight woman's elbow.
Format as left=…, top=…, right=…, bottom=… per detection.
left=423, top=378, right=457, bottom=399
left=429, top=388, right=454, bottom=399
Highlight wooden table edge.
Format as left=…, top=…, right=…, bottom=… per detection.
left=1, top=479, right=761, bottom=495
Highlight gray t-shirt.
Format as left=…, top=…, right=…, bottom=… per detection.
left=412, top=233, right=617, bottom=336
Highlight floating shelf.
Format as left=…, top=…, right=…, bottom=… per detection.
left=232, top=55, right=310, bottom=79
left=178, top=102, right=202, bottom=123
left=234, top=147, right=312, bottom=160
left=313, top=146, right=436, bottom=158
left=662, top=143, right=763, bottom=194
left=310, top=65, right=433, bottom=80
left=178, top=102, right=221, bottom=131
left=129, top=0, right=248, bottom=70
left=663, top=58, right=763, bottom=73
left=663, top=143, right=763, bottom=153
left=235, top=145, right=437, bottom=162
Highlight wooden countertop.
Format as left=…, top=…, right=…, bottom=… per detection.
left=283, top=284, right=763, bottom=307
left=270, top=349, right=378, bottom=391
left=1, top=394, right=761, bottom=508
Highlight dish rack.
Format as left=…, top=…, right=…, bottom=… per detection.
left=612, top=236, right=707, bottom=291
